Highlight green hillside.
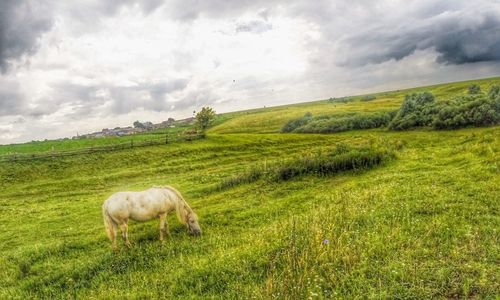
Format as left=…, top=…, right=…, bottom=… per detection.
left=0, top=77, right=498, bottom=298
left=210, top=77, right=500, bottom=134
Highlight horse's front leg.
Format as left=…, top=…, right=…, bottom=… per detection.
left=159, top=213, right=169, bottom=241
left=120, top=222, right=131, bottom=248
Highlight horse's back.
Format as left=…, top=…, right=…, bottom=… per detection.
left=104, top=189, right=175, bottom=222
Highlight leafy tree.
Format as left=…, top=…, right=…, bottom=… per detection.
left=389, top=92, right=436, bottom=130
left=133, top=121, right=145, bottom=129
left=195, top=107, right=216, bottom=131
left=488, top=85, right=500, bottom=99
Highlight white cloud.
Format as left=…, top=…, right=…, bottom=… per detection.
left=0, top=0, right=499, bottom=143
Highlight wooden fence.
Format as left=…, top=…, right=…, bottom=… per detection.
left=0, top=134, right=204, bottom=162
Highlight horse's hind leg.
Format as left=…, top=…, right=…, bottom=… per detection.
left=159, top=213, right=169, bottom=241
left=120, top=222, right=131, bottom=248
left=109, top=224, right=118, bottom=251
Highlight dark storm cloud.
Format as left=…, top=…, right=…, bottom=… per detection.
left=336, top=6, right=500, bottom=66
left=0, top=0, right=53, bottom=73
left=434, top=14, right=500, bottom=64
left=0, top=0, right=166, bottom=73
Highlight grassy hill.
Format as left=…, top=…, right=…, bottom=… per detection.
left=0, top=77, right=498, bottom=298
left=210, top=76, right=500, bottom=134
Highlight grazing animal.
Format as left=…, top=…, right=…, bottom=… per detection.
left=102, top=186, right=201, bottom=250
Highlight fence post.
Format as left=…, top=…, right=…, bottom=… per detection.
left=165, top=134, right=168, bottom=144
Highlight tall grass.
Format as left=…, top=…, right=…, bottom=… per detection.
left=219, top=144, right=394, bottom=190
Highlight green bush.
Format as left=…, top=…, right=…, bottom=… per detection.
left=389, top=89, right=500, bottom=130
left=389, top=92, right=437, bottom=130
left=432, top=96, right=500, bottom=129
left=361, top=95, right=376, bottom=101
left=488, top=85, right=500, bottom=100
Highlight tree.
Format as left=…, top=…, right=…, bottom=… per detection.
left=488, top=85, right=500, bottom=99
left=195, top=107, right=216, bottom=131
left=133, top=121, right=145, bottom=129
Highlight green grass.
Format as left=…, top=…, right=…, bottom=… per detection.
left=0, top=124, right=192, bottom=155
left=0, top=77, right=499, bottom=298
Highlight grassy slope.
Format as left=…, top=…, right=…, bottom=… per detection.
left=210, top=76, right=500, bottom=134
left=0, top=77, right=499, bottom=298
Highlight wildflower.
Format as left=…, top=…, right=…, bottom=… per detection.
left=323, top=239, right=329, bottom=245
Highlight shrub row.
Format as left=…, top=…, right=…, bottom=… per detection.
left=284, top=83, right=500, bottom=134
left=389, top=85, right=500, bottom=130
left=360, top=95, right=377, bottom=101
left=282, top=112, right=395, bottom=133
left=327, top=97, right=353, bottom=103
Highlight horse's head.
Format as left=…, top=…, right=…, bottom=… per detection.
left=186, top=211, right=202, bottom=236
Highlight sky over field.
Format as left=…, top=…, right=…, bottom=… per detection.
left=1, top=0, right=500, bottom=143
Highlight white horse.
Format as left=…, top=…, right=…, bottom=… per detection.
left=102, top=186, right=201, bottom=250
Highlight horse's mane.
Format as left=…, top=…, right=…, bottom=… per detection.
left=153, top=185, right=193, bottom=223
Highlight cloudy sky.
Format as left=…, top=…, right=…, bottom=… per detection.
left=1, top=0, right=500, bottom=144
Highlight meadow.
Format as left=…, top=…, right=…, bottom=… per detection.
left=0, top=77, right=498, bottom=299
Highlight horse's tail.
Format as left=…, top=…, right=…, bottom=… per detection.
left=102, top=203, right=116, bottom=241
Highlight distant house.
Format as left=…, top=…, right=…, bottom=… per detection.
left=177, top=117, right=195, bottom=125
left=73, top=117, right=182, bottom=140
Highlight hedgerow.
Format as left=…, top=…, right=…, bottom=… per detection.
left=283, top=84, right=500, bottom=134
left=282, top=112, right=395, bottom=133
left=389, top=87, right=500, bottom=130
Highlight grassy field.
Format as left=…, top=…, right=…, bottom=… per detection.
left=0, top=123, right=192, bottom=156
left=0, top=77, right=499, bottom=299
